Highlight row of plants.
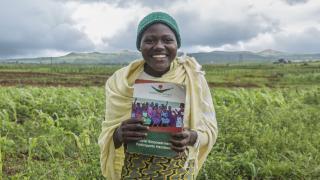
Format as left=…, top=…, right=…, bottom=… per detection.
left=1, top=87, right=319, bottom=179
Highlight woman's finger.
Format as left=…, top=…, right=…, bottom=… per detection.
left=122, top=123, right=149, bottom=131
left=171, top=145, right=187, bottom=152
left=170, top=138, right=189, bottom=147
left=171, top=131, right=189, bottom=139
left=122, top=118, right=144, bottom=125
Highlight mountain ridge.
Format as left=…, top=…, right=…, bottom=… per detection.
left=1, top=49, right=319, bottom=64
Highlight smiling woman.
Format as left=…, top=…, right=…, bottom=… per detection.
left=141, top=23, right=178, bottom=77
left=98, top=12, right=218, bottom=180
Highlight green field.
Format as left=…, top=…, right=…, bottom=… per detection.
left=0, top=61, right=319, bottom=87
left=1, top=62, right=320, bottom=179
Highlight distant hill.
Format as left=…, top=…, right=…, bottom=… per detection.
left=190, top=51, right=269, bottom=64
left=1, top=49, right=320, bottom=64
left=257, top=49, right=285, bottom=56
left=0, top=51, right=141, bottom=65
left=190, top=50, right=320, bottom=64
left=57, top=51, right=142, bottom=64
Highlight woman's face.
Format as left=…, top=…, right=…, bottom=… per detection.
left=140, top=23, right=178, bottom=77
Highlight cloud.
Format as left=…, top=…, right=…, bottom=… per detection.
left=172, top=0, right=320, bottom=53
left=115, top=0, right=185, bottom=8
left=101, top=21, right=138, bottom=51
left=0, top=0, right=94, bottom=58
left=70, top=1, right=148, bottom=46
left=62, top=0, right=184, bottom=8
left=274, top=27, right=320, bottom=53
left=100, top=0, right=280, bottom=51
left=1, top=0, right=320, bottom=58
left=175, top=10, right=279, bottom=47
left=283, top=0, right=309, bottom=5
left=209, top=26, right=320, bottom=53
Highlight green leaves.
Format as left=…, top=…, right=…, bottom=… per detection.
left=1, top=87, right=319, bottom=179
left=200, top=87, right=320, bottom=179
left=1, top=87, right=104, bottom=179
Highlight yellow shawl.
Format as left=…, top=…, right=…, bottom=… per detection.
left=98, top=56, right=218, bottom=179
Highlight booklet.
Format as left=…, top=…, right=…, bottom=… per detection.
left=126, top=79, right=186, bottom=157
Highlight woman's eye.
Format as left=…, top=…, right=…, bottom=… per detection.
left=144, top=39, right=154, bottom=44
left=164, top=38, right=174, bottom=43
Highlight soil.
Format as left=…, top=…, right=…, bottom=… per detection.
left=0, top=71, right=108, bottom=87
left=0, top=71, right=261, bottom=88
left=208, top=82, right=260, bottom=88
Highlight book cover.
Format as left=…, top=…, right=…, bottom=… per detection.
left=127, top=79, right=186, bottom=157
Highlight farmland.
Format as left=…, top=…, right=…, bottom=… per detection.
left=1, top=61, right=320, bottom=179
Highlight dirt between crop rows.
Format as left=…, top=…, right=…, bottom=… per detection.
left=0, top=80, right=259, bottom=88
left=0, top=71, right=262, bottom=88
left=0, top=71, right=109, bottom=87
left=0, top=71, right=109, bottom=78
left=0, top=80, right=94, bottom=87
left=0, top=71, right=66, bottom=78
left=208, top=82, right=260, bottom=88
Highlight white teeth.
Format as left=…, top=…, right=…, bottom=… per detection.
left=152, top=55, right=166, bottom=58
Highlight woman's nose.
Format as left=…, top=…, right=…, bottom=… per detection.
left=153, top=40, right=165, bottom=50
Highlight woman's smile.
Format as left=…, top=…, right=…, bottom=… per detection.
left=152, top=54, right=167, bottom=58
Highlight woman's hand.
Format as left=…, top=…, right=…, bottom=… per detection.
left=113, top=118, right=149, bottom=149
left=170, top=129, right=198, bottom=153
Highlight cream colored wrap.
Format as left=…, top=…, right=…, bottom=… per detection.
left=98, top=56, right=218, bottom=179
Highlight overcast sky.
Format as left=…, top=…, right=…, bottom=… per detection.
left=1, top=0, right=320, bottom=58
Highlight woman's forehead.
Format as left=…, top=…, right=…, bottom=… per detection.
left=142, top=23, right=175, bottom=36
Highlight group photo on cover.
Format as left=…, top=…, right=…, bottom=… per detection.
left=131, top=98, right=184, bottom=128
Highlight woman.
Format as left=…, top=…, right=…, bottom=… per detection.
left=98, top=12, right=218, bottom=179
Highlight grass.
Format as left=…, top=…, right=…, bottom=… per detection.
left=1, top=61, right=320, bottom=179
left=1, top=87, right=319, bottom=179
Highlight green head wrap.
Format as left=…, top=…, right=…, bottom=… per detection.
left=136, top=12, right=181, bottom=50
